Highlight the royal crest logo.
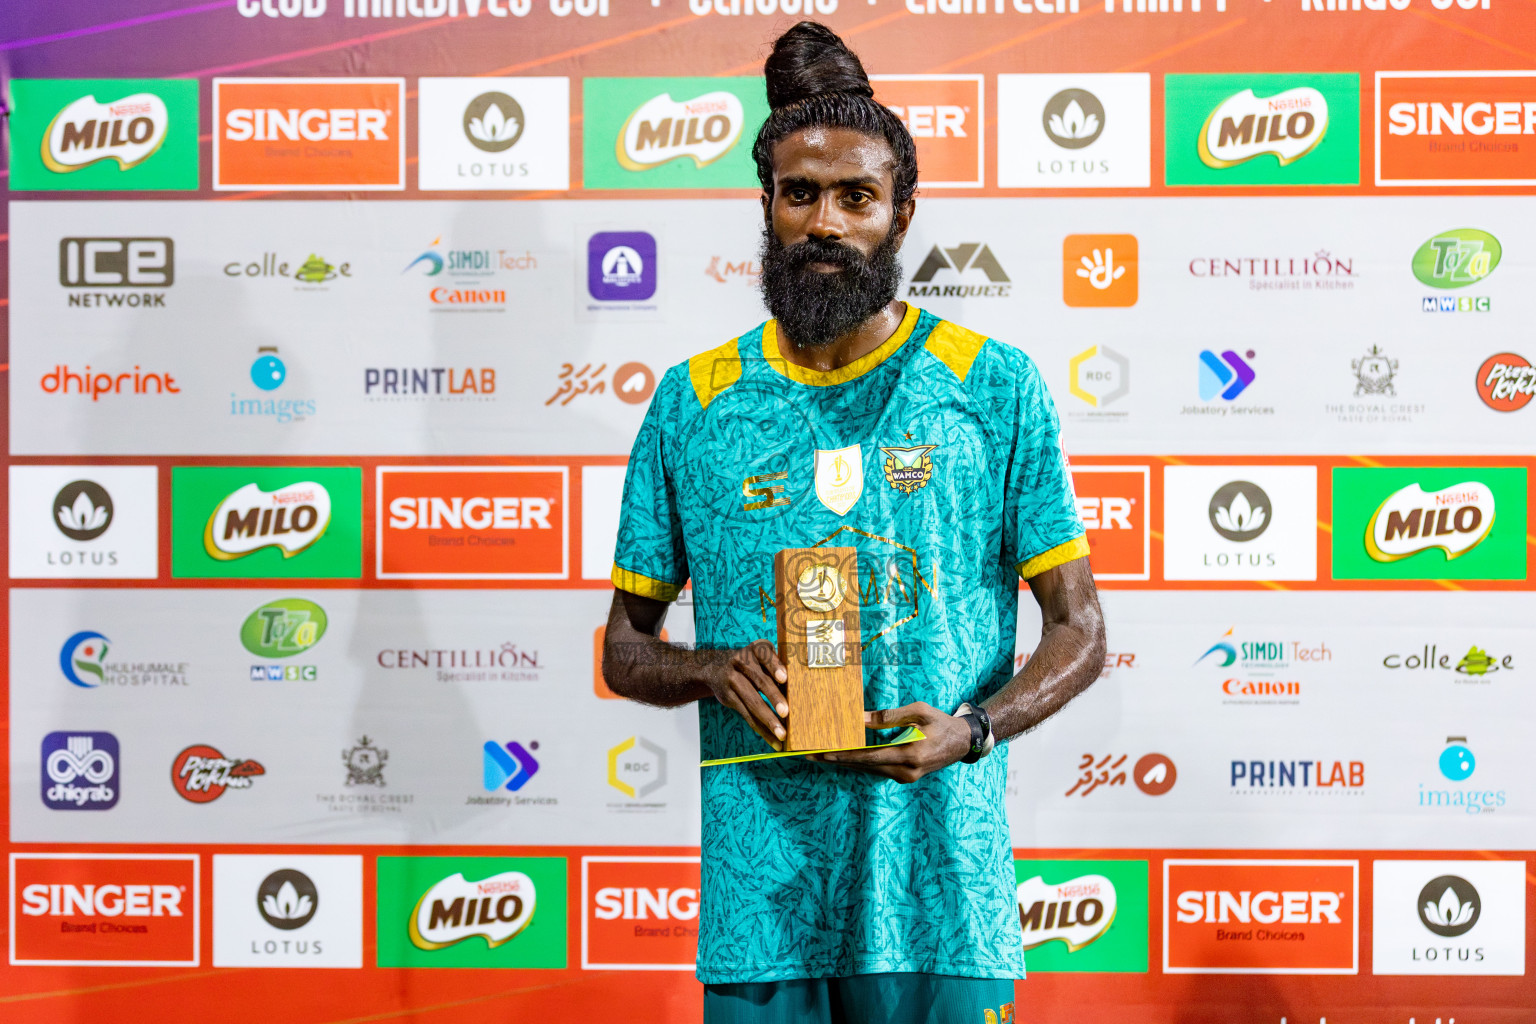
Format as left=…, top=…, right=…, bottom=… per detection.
left=616, top=91, right=744, bottom=171
left=409, top=871, right=537, bottom=950
left=171, top=743, right=265, bottom=803
left=1366, top=481, right=1495, bottom=563
left=43, top=92, right=171, bottom=173
left=1199, top=87, right=1329, bottom=168
left=343, top=736, right=388, bottom=787
left=881, top=446, right=936, bottom=495
left=204, top=482, right=332, bottom=561
left=814, top=446, right=863, bottom=516
left=1017, top=872, right=1119, bottom=953
left=1352, top=345, right=1398, bottom=397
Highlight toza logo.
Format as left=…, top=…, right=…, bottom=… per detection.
left=1199, top=87, right=1328, bottom=168
left=617, top=91, right=744, bottom=171
left=1208, top=481, right=1271, bottom=542
left=204, top=481, right=332, bottom=561
left=1413, top=228, right=1500, bottom=291
left=463, top=91, right=524, bottom=152
left=43, top=92, right=170, bottom=173
left=1043, top=89, right=1105, bottom=149
left=240, top=598, right=328, bottom=658
left=409, top=870, right=537, bottom=951
left=1365, top=481, right=1495, bottom=563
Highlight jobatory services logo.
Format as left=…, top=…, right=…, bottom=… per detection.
left=1373, top=860, right=1526, bottom=976
left=416, top=77, right=570, bottom=190
left=213, top=77, right=405, bottom=190
left=171, top=744, right=266, bottom=803
left=1377, top=71, right=1536, bottom=186
left=1413, top=227, right=1499, bottom=313
left=1062, top=234, right=1137, bottom=307
left=1163, top=465, right=1318, bottom=581
left=59, top=630, right=189, bottom=690
left=608, top=736, right=668, bottom=807
left=1476, top=352, right=1534, bottom=411
left=1417, top=735, right=1506, bottom=816
left=7, top=78, right=199, bottom=190
left=907, top=242, right=1010, bottom=298
left=871, top=75, right=983, bottom=188
left=212, top=854, right=364, bottom=968
left=1331, top=467, right=1527, bottom=580
left=1165, top=74, right=1360, bottom=186
left=996, top=73, right=1151, bottom=188
left=41, top=731, right=120, bottom=810
left=1164, top=860, right=1358, bottom=974
left=377, top=467, right=567, bottom=579
left=171, top=467, right=362, bottom=579
left=1070, top=467, right=1149, bottom=580
left=10, top=466, right=158, bottom=579
left=1196, top=349, right=1256, bottom=402
left=376, top=857, right=567, bottom=968
left=11, top=853, right=199, bottom=966
left=582, top=857, right=700, bottom=970
left=484, top=740, right=540, bottom=793
left=1068, top=346, right=1130, bottom=418
left=1014, top=860, right=1149, bottom=972
left=583, top=78, right=767, bottom=189
left=59, top=237, right=174, bottom=308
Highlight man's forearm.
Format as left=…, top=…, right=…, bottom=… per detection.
left=601, top=593, right=724, bottom=708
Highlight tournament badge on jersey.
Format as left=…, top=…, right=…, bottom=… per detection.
left=880, top=445, right=936, bottom=495
left=814, top=446, right=863, bottom=516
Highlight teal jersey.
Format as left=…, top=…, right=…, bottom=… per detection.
left=612, top=306, right=1088, bottom=984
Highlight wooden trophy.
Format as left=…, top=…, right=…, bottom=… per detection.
left=773, top=547, right=864, bottom=750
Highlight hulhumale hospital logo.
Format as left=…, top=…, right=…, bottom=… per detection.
left=60, top=631, right=110, bottom=687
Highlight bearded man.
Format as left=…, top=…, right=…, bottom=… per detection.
left=602, top=21, right=1107, bottom=1024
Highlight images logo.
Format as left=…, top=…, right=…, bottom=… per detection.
left=60, top=631, right=111, bottom=688
left=1439, top=736, right=1475, bottom=782
left=376, top=856, right=567, bottom=968
left=484, top=741, right=540, bottom=792
left=377, top=467, right=566, bottom=579
left=1071, top=467, right=1149, bottom=580
left=12, top=853, right=198, bottom=966
left=1063, top=234, right=1137, bottom=307
left=213, top=78, right=405, bottom=190
left=240, top=598, right=329, bottom=658
left=7, top=79, right=199, bottom=191
left=583, top=857, right=700, bottom=970
left=1378, top=72, right=1536, bottom=186
left=41, top=732, right=120, bottom=810
left=54, top=480, right=113, bottom=541
left=908, top=243, right=1010, bottom=298
left=1208, top=481, right=1270, bottom=541
left=1165, top=74, right=1360, bottom=186
left=588, top=232, right=657, bottom=302
left=1414, top=228, right=1498, bottom=313
left=232, top=347, right=317, bottom=423
left=252, top=348, right=285, bottom=391
left=464, top=92, right=523, bottom=151
left=173, top=468, right=361, bottom=579
left=1419, top=736, right=1506, bottom=816
left=608, top=736, right=667, bottom=799
left=1476, top=353, right=1533, bottom=412
left=584, top=78, right=767, bottom=189
left=1014, top=860, right=1150, bottom=973
left=1198, top=350, right=1255, bottom=401
left=172, top=744, right=266, bottom=803
left=258, top=869, right=319, bottom=930
left=872, top=75, right=983, bottom=188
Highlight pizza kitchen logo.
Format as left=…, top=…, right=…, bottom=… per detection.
left=1476, top=352, right=1533, bottom=412
left=409, top=870, right=537, bottom=950
left=171, top=743, right=266, bottom=803
left=204, top=481, right=332, bottom=561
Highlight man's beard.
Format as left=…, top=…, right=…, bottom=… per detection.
left=759, top=224, right=902, bottom=351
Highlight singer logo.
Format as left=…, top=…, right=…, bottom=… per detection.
left=377, top=467, right=566, bottom=579
left=872, top=75, right=983, bottom=188
left=1378, top=72, right=1536, bottom=186
left=213, top=78, right=405, bottom=190
left=11, top=853, right=199, bottom=965
left=1164, top=859, right=1358, bottom=974
left=1071, top=467, right=1149, bottom=580
left=582, top=857, right=700, bottom=970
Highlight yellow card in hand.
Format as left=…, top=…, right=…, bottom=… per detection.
left=699, top=726, right=925, bottom=767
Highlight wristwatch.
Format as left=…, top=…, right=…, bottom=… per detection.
left=954, top=702, right=995, bottom=764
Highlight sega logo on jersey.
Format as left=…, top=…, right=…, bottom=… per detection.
left=1071, top=467, right=1149, bottom=581
left=581, top=857, right=699, bottom=970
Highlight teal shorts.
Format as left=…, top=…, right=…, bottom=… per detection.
left=703, top=973, right=1017, bottom=1024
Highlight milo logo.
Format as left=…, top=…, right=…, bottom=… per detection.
left=240, top=598, right=328, bottom=658
left=1413, top=228, right=1501, bottom=290
left=1365, top=481, right=1495, bottom=563
left=204, top=481, right=332, bottom=561
left=617, top=91, right=744, bottom=171
left=44, top=92, right=170, bottom=173
left=1199, top=87, right=1328, bottom=169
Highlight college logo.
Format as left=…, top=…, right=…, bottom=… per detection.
left=1015, top=860, right=1149, bottom=972
left=7, top=79, right=199, bottom=190
left=1069, top=346, right=1130, bottom=412
left=996, top=74, right=1151, bottom=188
left=1062, top=234, right=1137, bottom=307
left=377, top=467, right=566, bottom=579
left=343, top=736, right=389, bottom=787
left=584, top=78, right=766, bottom=189
left=11, top=466, right=158, bottom=579
left=908, top=243, right=1009, bottom=298
left=212, top=854, right=364, bottom=968
left=1476, top=352, right=1533, bottom=412
left=484, top=740, right=541, bottom=792
left=1164, top=465, right=1317, bottom=582
left=173, top=468, right=361, bottom=579
left=1165, top=74, right=1360, bottom=186
left=213, top=77, right=405, bottom=190
left=376, top=856, right=567, bottom=968
left=41, top=732, right=120, bottom=810
left=582, top=856, right=700, bottom=970
left=223, top=251, right=352, bottom=288
left=1373, top=860, right=1526, bottom=976
left=172, top=744, right=266, bottom=803
left=1378, top=72, right=1536, bottom=186
left=1071, top=467, right=1149, bottom=580
left=872, top=75, right=983, bottom=188
left=1384, top=643, right=1514, bottom=677
left=240, top=598, right=329, bottom=658
left=1165, top=860, right=1358, bottom=973
left=11, top=853, right=199, bottom=966
left=416, top=78, right=569, bottom=191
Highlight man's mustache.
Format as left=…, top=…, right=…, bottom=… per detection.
left=777, top=237, right=866, bottom=272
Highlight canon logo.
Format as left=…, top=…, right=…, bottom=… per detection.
left=1174, top=889, right=1341, bottom=925
left=21, top=883, right=183, bottom=917
left=593, top=886, right=699, bottom=921
left=224, top=108, right=389, bottom=142
left=388, top=496, right=552, bottom=530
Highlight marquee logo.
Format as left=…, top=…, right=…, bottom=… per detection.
left=1476, top=353, right=1534, bottom=412
left=618, top=91, right=744, bottom=171
left=41, top=731, right=120, bottom=810
left=908, top=242, right=1010, bottom=298
left=582, top=856, right=700, bottom=970
left=1165, top=74, right=1359, bottom=186
left=1365, top=481, right=1494, bottom=562
left=172, top=744, right=266, bottom=803
left=1378, top=72, right=1536, bottom=186
left=377, top=857, right=567, bottom=968
left=203, top=482, right=332, bottom=561
left=378, top=467, right=566, bottom=579
left=1013, top=860, right=1148, bottom=973
left=173, top=468, right=361, bottom=579
left=8, top=79, right=198, bottom=191
left=1199, top=87, right=1328, bottom=168
left=11, top=853, right=199, bottom=966
left=213, top=77, right=405, bottom=190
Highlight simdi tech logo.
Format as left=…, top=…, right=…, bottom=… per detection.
left=10, top=853, right=200, bottom=966
left=870, top=75, right=983, bottom=188
left=377, top=467, right=567, bottom=580
left=1377, top=71, right=1536, bottom=186
left=582, top=856, right=700, bottom=970
left=171, top=467, right=362, bottom=579
left=583, top=78, right=770, bottom=189
left=416, top=77, right=570, bottom=191
left=1164, top=74, right=1360, bottom=186
left=375, top=857, right=567, bottom=968
left=1014, top=860, right=1149, bottom=973
left=996, top=73, right=1151, bottom=188
left=6, top=79, right=199, bottom=191
left=213, top=78, right=406, bottom=190
left=1331, top=467, right=1527, bottom=580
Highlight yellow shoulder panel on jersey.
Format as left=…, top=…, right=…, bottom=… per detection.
left=1016, top=536, right=1091, bottom=580
left=924, top=320, right=989, bottom=383
left=689, top=337, right=743, bottom=410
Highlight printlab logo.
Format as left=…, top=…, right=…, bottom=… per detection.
left=172, top=744, right=266, bottom=803
left=608, top=736, right=667, bottom=801
left=588, top=232, right=657, bottom=302
left=1062, top=234, right=1137, bottom=307
left=1414, top=228, right=1498, bottom=313
left=996, top=74, right=1151, bottom=188
left=484, top=740, right=541, bottom=792
left=343, top=736, right=388, bottom=787
left=464, top=92, right=523, bottom=151
left=907, top=243, right=1010, bottom=298
left=1068, top=346, right=1129, bottom=412
left=1418, top=876, right=1478, bottom=938
left=1208, top=480, right=1270, bottom=541
left=41, top=731, right=120, bottom=810
left=54, top=480, right=114, bottom=541
left=258, top=869, right=319, bottom=930
left=1476, top=352, right=1533, bottom=412
left=8, top=78, right=199, bottom=191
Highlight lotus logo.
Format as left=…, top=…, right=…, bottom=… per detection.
left=1208, top=481, right=1271, bottom=541
left=204, top=481, right=332, bottom=561
left=258, top=869, right=319, bottom=931
left=409, top=870, right=536, bottom=950
left=617, top=91, right=744, bottom=171
left=53, top=480, right=114, bottom=541
left=1018, top=873, right=1118, bottom=951
left=1417, top=875, right=1479, bottom=937
left=44, top=92, right=170, bottom=173
left=1198, top=87, right=1328, bottom=168
left=240, top=598, right=328, bottom=658
left=1043, top=89, right=1105, bottom=150
left=1365, top=481, right=1494, bottom=563
left=1412, top=228, right=1500, bottom=290
left=60, top=630, right=111, bottom=688
left=463, top=92, right=524, bottom=153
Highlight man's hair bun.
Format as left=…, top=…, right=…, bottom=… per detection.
left=763, top=21, right=873, bottom=110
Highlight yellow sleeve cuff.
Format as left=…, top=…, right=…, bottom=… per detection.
left=611, top=564, right=685, bottom=602
left=1016, top=535, right=1091, bottom=580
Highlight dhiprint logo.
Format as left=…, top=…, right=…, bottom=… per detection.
left=1373, top=860, right=1526, bottom=976
left=907, top=243, right=1010, bottom=298
left=1044, top=89, right=1105, bottom=149
left=257, top=869, right=319, bottom=931
left=12, top=854, right=199, bottom=966
left=1062, top=235, right=1137, bottom=307
left=871, top=75, right=983, bottom=188
left=1198, top=350, right=1256, bottom=402
left=172, top=744, right=266, bottom=803
left=996, top=74, right=1151, bottom=188
left=377, top=857, right=568, bottom=968
left=484, top=740, right=540, bottom=792
left=1476, top=353, right=1533, bottom=412
left=213, top=854, right=364, bottom=968
left=417, top=77, right=570, bottom=191
left=1208, top=481, right=1270, bottom=542
left=463, top=92, right=523, bottom=152
left=54, top=480, right=113, bottom=541
left=8, top=79, right=199, bottom=191
left=41, top=731, right=120, bottom=810
left=1418, top=875, right=1478, bottom=938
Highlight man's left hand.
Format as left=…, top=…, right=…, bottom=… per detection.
left=810, top=702, right=974, bottom=783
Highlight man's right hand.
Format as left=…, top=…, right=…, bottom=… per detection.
left=704, top=640, right=790, bottom=751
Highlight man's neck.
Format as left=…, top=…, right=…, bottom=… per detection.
left=777, top=300, right=908, bottom=372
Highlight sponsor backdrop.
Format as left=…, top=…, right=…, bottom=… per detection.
left=2, top=2, right=1534, bottom=1022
